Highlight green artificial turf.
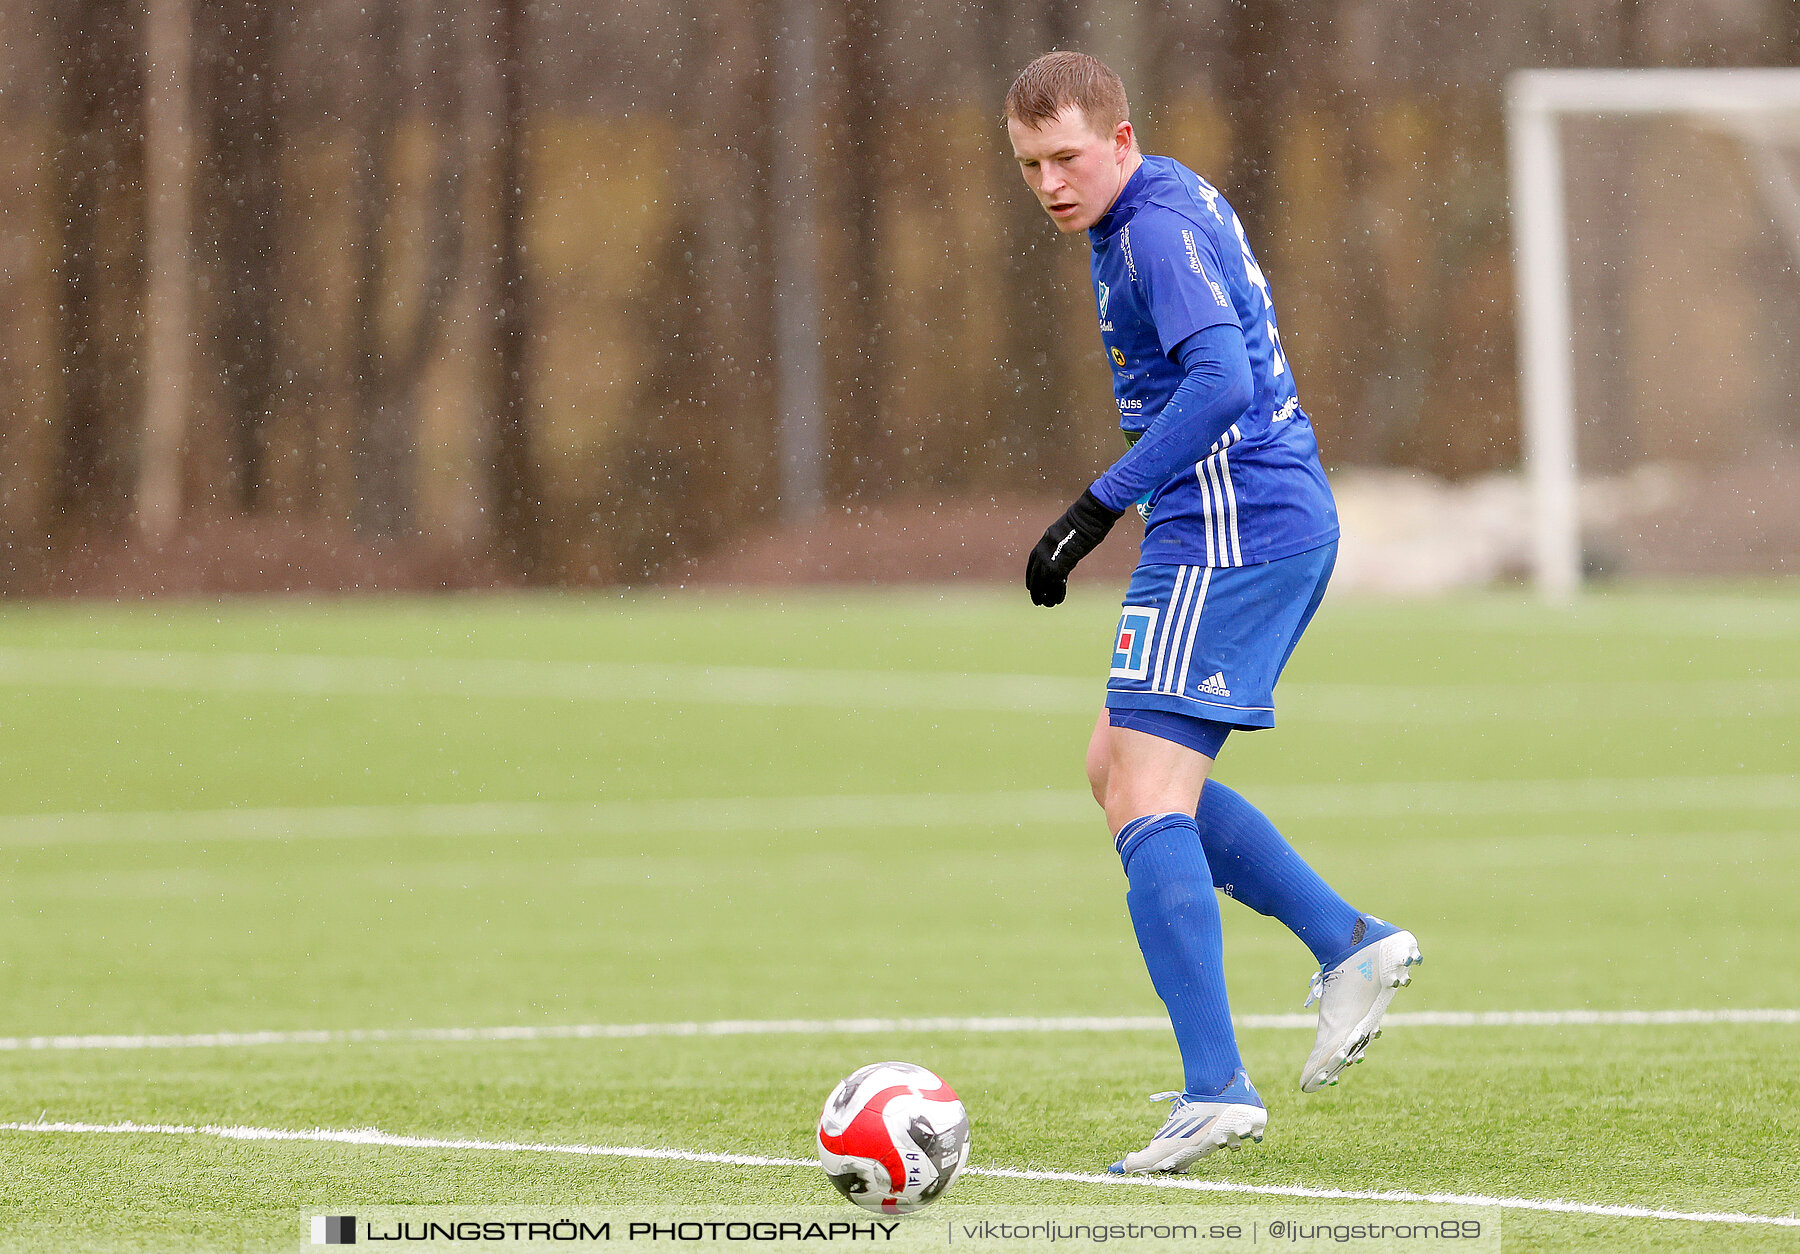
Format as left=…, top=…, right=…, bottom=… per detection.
left=1, top=584, right=1796, bottom=1252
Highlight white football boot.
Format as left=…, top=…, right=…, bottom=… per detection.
left=1299, top=923, right=1421, bottom=1093
left=1107, top=1071, right=1267, bottom=1175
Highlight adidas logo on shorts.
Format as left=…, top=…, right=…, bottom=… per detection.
left=1199, top=672, right=1232, bottom=698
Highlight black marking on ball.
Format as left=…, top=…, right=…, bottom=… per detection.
left=829, top=1064, right=885, bottom=1119
left=907, top=1115, right=966, bottom=1172
left=825, top=1167, right=875, bottom=1201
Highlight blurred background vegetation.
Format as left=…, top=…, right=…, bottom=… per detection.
left=1, top=0, right=1796, bottom=591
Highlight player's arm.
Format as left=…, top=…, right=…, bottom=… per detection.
left=1024, top=328, right=1253, bottom=607
left=1087, top=323, right=1253, bottom=511
left=1024, top=211, right=1249, bottom=608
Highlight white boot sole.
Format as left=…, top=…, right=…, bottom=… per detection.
left=1113, top=1104, right=1268, bottom=1175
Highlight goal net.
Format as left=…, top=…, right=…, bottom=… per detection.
left=1507, top=69, right=1800, bottom=596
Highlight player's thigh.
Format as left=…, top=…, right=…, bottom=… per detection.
left=1084, top=710, right=1111, bottom=805
left=1102, top=723, right=1212, bottom=835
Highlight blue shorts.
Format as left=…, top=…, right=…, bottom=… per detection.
left=1109, top=706, right=1233, bottom=759
left=1104, top=541, right=1336, bottom=731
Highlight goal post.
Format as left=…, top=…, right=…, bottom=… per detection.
left=1505, top=68, right=1800, bottom=600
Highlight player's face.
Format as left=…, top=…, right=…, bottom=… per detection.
left=1007, top=106, right=1135, bottom=235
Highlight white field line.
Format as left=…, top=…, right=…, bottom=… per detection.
left=5, top=1009, right=1796, bottom=1053
left=1, top=645, right=1798, bottom=722
left=1, top=1119, right=1794, bottom=1228
left=3, top=773, right=1797, bottom=846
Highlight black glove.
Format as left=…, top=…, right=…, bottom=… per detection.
left=1025, top=488, right=1123, bottom=607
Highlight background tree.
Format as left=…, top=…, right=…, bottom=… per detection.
left=196, top=0, right=283, bottom=513
left=48, top=0, right=145, bottom=537
left=349, top=0, right=468, bottom=541
left=139, top=0, right=195, bottom=541
left=489, top=0, right=541, bottom=576
left=832, top=0, right=888, bottom=497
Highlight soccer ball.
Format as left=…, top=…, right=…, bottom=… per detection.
left=816, top=1061, right=970, bottom=1215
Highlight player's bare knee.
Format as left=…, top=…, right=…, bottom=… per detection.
left=1102, top=787, right=1150, bottom=836
left=1100, top=767, right=1146, bottom=831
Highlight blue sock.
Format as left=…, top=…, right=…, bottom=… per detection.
left=1196, top=780, right=1395, bottom=969
left=1115, top=812, right=1247, bottom=1100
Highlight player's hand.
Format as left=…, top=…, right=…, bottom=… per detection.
left=1025, top=488, right=1122, bottom=607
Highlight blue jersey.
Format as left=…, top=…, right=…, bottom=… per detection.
left=1088, top=155, right=1337, bottom=567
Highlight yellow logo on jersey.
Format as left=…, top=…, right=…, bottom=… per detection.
left=1111, top=347, right=1127, bottom=367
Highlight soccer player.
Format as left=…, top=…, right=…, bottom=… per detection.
left=1003, top=51, right=1421, bottom=1175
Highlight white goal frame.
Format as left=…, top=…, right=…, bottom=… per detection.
left=1506, top=68, right=1800, bottom=600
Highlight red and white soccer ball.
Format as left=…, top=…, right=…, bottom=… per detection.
left=816, top=1061, right=971, bottom=1215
